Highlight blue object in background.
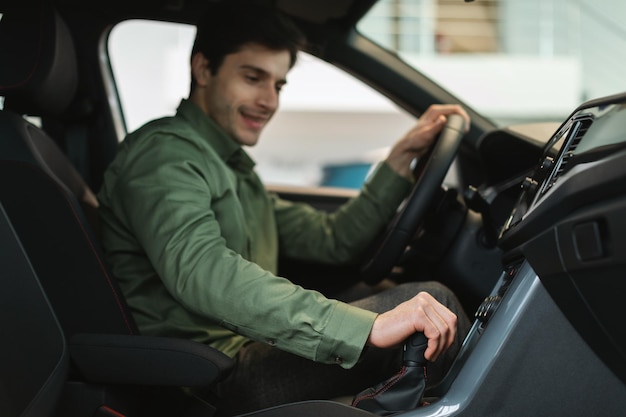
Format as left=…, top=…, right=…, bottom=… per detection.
left=321, top=162, right=373, bottom=189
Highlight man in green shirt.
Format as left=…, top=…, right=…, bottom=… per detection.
left=98, top=1, right=472, bottom=414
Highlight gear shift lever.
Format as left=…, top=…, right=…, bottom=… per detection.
left=403, top=332, right=429, bottom=368
left=352, top=333, right=428, bottom=415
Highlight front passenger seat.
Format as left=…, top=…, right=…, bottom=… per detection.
left=0, top=4, right=234, bottom=416
left=0, top=1, right=136, bottom=343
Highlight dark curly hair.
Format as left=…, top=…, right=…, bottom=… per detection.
left=190, top=0, right=306, bottom=89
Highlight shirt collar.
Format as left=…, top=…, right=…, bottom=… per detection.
left=176, top=99, right=256, bottom=174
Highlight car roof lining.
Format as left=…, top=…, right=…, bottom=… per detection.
left=276, top=0, right=354, bottom=24
left=51, top=0, right=376, bottom=27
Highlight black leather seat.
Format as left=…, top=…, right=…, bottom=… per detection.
left=0, top=4, right=234, bottom=416
left=0, top=202, right=68, bottom=417
left=0, top=1, right=140, bottom=342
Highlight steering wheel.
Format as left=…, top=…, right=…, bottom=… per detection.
left=361, top=114, right=466, bottom=284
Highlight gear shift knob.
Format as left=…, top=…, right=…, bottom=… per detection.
left=352, top=333, right=429, bottom=415
left=403, top=332, right=428, bottom=367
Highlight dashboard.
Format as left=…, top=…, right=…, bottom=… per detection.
left=497, top=92, right=626, bottom=390
left=501, top=93, right=626, bottom=243
left=413, top=93, right=626, bottom=417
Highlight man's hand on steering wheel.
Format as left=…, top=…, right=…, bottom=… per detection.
left=385, top=104, right=471, bottom=180
left=360, top=104, right=470, bottom=284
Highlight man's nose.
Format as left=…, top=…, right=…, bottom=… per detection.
left=258, top=84, right=278, bottom=110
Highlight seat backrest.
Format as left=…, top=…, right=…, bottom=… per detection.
left=0, top=202, right=68, bottom=417
left=0, top=8, right=238, bottom=417
left=0, top=161, right=138, bottom=337
left=0, top=3, right=138, bottom=338
left=0, top=2, right=99, bottom=210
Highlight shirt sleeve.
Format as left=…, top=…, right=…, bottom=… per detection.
left=108, top=133, right=377, bottom=368
left=275, top=162, right=413, bottom=264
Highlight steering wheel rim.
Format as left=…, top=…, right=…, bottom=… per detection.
left=361, top=114, right=466, bottom=284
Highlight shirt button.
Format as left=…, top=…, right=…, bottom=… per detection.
left=334, top=356, right=343, bottom=365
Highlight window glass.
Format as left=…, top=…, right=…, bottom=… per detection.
left=358, top=0, right=626, bottom=126
left=108, top=20, right=414, bottom=187
left=108, top=20, right=195, bottom=134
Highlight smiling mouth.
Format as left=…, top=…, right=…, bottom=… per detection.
left=240, top=110, right=270, bottom=130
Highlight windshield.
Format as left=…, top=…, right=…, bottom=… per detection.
left=358, top=0, right=626, bottom=127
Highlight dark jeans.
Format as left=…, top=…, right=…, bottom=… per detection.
left=213, top=281, right=471, bottom=416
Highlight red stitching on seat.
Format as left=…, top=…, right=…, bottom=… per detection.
left=63, top=186, right=136, bottom=335
left=99, top=406, right=127, bottom=417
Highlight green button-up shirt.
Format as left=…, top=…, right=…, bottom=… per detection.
left=98, top=99, right=412, bottom=368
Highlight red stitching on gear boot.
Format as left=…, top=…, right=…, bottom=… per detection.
left=351, top=366, right=408, bottom=407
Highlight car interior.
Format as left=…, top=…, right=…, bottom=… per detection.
left=1, top=0, right=626, bottom=416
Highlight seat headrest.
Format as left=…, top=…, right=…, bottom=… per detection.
left=0, top=3, right=78, bottom=116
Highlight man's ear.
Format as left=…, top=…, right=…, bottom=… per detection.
left=191, top=52, right=211, bottom=87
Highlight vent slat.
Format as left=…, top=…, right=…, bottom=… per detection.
left=540, top=117, right=593, bottom=195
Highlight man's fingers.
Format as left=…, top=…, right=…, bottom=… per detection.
left=414, top=292, right=457, bottom=361
left=367, top=290, right=458, bottom=362
left=421, top=104, right=471, bottom=132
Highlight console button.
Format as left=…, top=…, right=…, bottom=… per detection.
left=475, top=295, right=502, bottom=324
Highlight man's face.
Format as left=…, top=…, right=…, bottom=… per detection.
left=199, top=43, right=291, bottom=147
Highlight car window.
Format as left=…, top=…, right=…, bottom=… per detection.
left=107, top=20, right=415, bottom=188
left=358, top=0, right=626, bottom=127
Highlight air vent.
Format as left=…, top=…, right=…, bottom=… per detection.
left=539, top=117, right=593, bottom=196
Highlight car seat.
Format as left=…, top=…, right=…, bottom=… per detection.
left=0, top=202, right=68, bottom=417
left=0, top=4, right=234, bottom=416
